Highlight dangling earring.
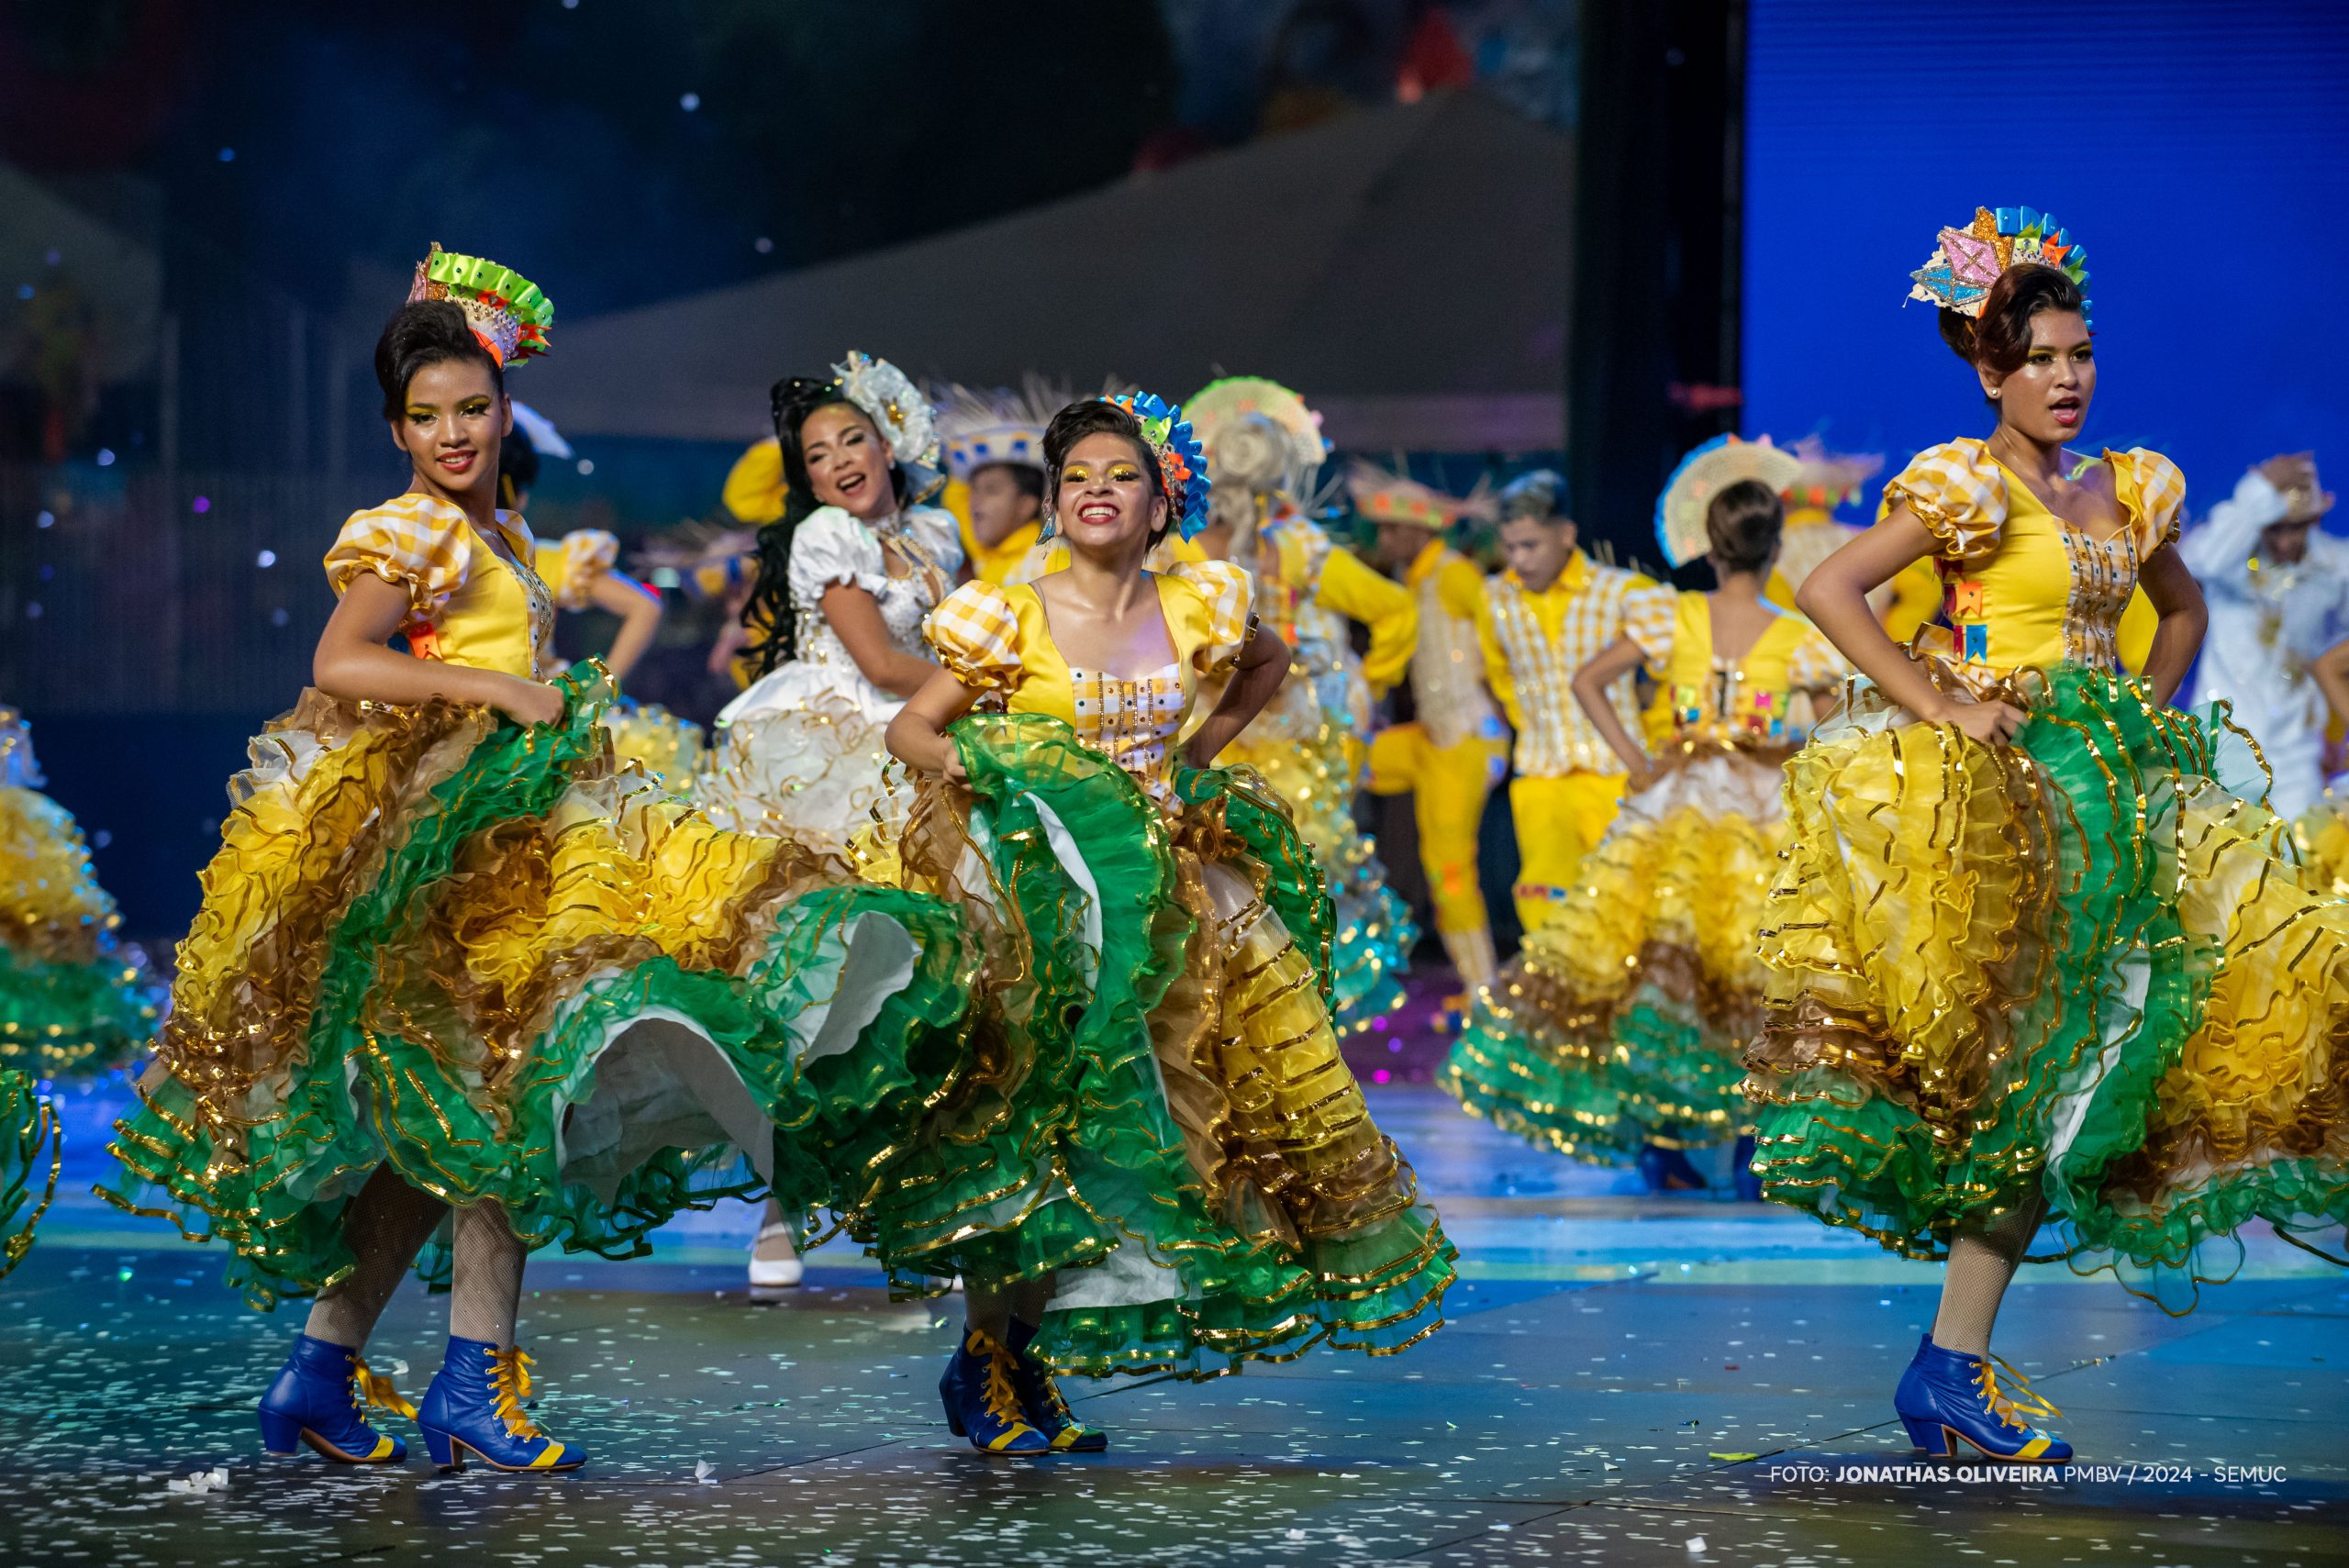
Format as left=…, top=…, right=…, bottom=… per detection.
left=1037, top=508, right=1057, bottom=543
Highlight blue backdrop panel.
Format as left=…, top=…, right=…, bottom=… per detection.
left=1743, top=0, right=2349, bottom=508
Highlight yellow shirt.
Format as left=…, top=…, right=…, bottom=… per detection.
left=1475, top=550, right=1676, bottom=776
left=1640, top=590, right=1848, bottom=746
left=1881, top=439, right=2185, bottom=688
left=1257, top=511, right=1417, bottom=696
left=925, top=561, right=1254, bottom=806
left=324, top=494, right=553, bottom=678
left=1403, top=539, right=1497, bottom=751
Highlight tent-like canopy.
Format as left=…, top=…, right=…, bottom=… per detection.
left=531, top=90, right=1570, bottom=453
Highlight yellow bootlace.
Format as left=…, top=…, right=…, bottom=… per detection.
left=976, top=1337, right=1027, bottom=1428
left=487, top=1348, right=548, bottom=1440
left=1976, top=1355, right=2061, bottom=1430
left=353, top=1356, right=417, bottom=1419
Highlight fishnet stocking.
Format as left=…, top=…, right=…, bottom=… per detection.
left=303, top=1164, right=448, bottom=1349
left=447, top=1200, right=528, bottom=1350
left=1931, top=1193, right=2048, bottom=1357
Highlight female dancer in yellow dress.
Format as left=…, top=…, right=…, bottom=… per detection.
left=1750, top=206, right=2349, bottom=1462
left=102, top=250, right=1031, bottom=1473
left=887, top=392, right=1455, bottom=1452
left=1185, top=377, right=1419, bottom=1034
left=1445, top=446, right=1844, bottom=1190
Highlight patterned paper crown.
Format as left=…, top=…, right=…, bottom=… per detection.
left=1782, top=435, right=1883, bottom=517
left=1654, top=434, right=1803, bottom=569
left=1185, top=376, right=1330, bottom=498
left=1108, top=390, right=1212, bottom=540
left=932, top=374, right=1122, bottom=481
left=1346, top=459, right=1494, bottom=529
left=407, top=243, right=552, bottom=367
left=1908, top=206, right=2091, bottom=326
left=833, top=350, right=941, bottom=475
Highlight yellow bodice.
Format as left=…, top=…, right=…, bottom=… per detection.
left=925, top=561, right=1254, bottom=804
left=1880, top=440, right=2185, bottom=689
left=324, top=494, right=554, bottom=679
left=1654, top=591, right=1845, bottom=745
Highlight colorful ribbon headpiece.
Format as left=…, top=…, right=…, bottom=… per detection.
left=1107, top=391, right=1212, bottom=540
left=407, top=243, right=552, bottom=367
left=1654, top=434, right=1802, bottom=569
left=1908, top=206, right=2091, bottom=327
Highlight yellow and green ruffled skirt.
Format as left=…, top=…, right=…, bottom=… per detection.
left=1222, top=671, right=1417, bottom=1037
left=900, top=712, right=1456, bottom=1378
left=100, top=670, right=1071, bottom=1310
left=0, top=711, right=160, bottom=1077
left=1749, top=662, right=2349, bottom=1310
left=1443, top=744, right=1785, bottom=1162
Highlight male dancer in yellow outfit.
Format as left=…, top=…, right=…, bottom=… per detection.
left=1475, top=471, right=1676, bottom=936
left=933, top=380, right=1056, bottom=584
left=1358, top=463, right=1507, bottom=993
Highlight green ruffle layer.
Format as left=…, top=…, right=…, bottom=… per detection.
left=104, top=670, right=1007, bottom=1308
left=0, top=944, right=158, bottom=1079
left=944, top=713, right=1453, bottom=1376
left=1754, top=665, right=2349, bottom=1309
left=1444, top=991, right=1743, bottom=1165
left=1, top=1067, right=59, bottom=1279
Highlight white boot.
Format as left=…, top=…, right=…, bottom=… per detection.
left=748, top=1222, right=804, bottom=1299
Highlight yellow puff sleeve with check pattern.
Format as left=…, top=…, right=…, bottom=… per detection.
left=535, top=529, right=621, bottom=611
left=926, top=580, right=1025, bottom=695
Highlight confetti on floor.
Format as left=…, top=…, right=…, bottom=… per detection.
left=5, top=1076, right=2343, bottom=1565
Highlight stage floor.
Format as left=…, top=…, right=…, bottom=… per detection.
left=2, top=1082, right=2342, bottom=1567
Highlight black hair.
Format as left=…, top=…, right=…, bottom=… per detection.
left=1497, top=468, right=1567, bottom=526
left=374, top=300, right=503, bottom=421
left=740, top=377, right=912, bottom=678
left=1041, top=400, right=1170, bottom=545
left=1938, top=262, right=2086, bottom=381
left=974, top=460, right=1047, bottom=506
left=1705, top=478, right=1783, bottom=575
left=499, top=423, right=540, bottom=509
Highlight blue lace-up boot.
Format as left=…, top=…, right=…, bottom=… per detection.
left=415, top=1336, right=585, bottom=1473
left=938, top=1327, right=1048, bottom=1455
left=257, top=1333, right=413, bottom=1463
left=1005, top=1317, right=1106, bottom=1452
left=1894, top=1334, right=2073, bottom=1462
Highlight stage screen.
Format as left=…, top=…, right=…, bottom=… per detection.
left=1742, top=0, right=2349, bottom=520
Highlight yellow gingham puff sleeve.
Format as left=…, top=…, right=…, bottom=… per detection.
left=541, top=529, right=620, bottom=610
left=1169, top=558, right=1255, bottom=677
left=324, top=497, right=473, bottom=618
left=1880, top=439, right=2008, bottom=567
left=2110, top=448, right=2188, bottom=555
left=1785, top=618, right=1853, bottom=692
left=1618, top=573, right=1679, bottom=667
left=925, top=580, right=1024, bottom=694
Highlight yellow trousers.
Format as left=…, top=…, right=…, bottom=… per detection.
left=1367, top=724, right=1502, bottom=950
left=1508, top=772, right=1627, bottom=934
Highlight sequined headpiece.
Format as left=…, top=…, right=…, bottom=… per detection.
left=1654, top=435, right=1802, bottom=569
left=407, top=243, right=552, bottom=367
left=1107, top=391, right=1212, bottom=540
left=1908, top=206, right=2091, bottom=327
